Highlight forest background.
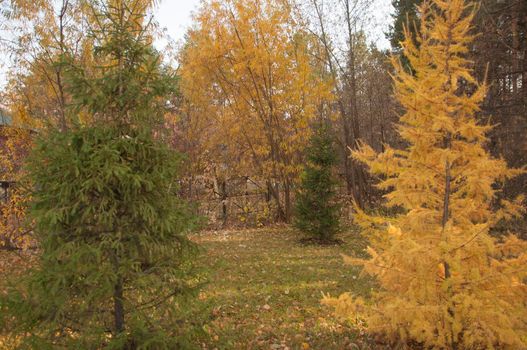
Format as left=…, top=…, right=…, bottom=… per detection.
left=0, top=1, right=526, bottom=349
left=0, top=0, right=526, bottom=246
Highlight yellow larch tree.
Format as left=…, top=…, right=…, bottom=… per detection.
left=179, top=0, right=333, bottom=221
left=323, top=0, right=527, bottom=349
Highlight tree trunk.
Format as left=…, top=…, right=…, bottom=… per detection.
left=344, top=0, right=367, bottom=208
left=284, top=179, right=292, bottom=222
left=113, top=275, right=125, bottom=335
left=441, top=132, right=457, bottom=350
left=111, top=250, right=125, bottom=337
left=221, top=180, right=227, bottom=226
left=267, top=180, right=286, bottom=222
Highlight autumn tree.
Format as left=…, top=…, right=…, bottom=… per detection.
left=179, top=0, right=332, bottom=222
left=305, top=0, right=373, bottom=207
left=0, top=108, right=34, bottom=252
left=472, top=0, right=527, bottom=204
left=2, top=0, right=95, bottom=131
left=388, top=0, right=527, bottom=202
left=0, top=1, right=203, bottom=348
left=294, top=123, right=341, bottom=243
left=0, top=0, right=94, bottom=254
left=323, top=0, right=527, bottom=348
left=356, top=46, right=396, bottom=154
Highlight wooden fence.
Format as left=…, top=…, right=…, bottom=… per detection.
left=179, top=175, right=356, bottom=229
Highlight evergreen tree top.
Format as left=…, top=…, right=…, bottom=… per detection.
left=305, top=123, right=338, bottom=167
left=66, top=0, right=177, bottom=131
left=388, top=0, right=422, bottom=52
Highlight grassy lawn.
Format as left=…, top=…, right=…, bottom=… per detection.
left=192, top=227, right=376, bottom=350
left=0, top=227, right=378, bottom=349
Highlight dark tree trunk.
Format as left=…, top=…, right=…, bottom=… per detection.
left=284, top=179, right=292, bottom=222
left=113, top=276, right=125, bottom=335
left=220, top=180, right=227, bottom=226
left=111, top=252, right=125, bottom=337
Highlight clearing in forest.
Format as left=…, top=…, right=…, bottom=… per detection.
left=193, top=228, right=376, bottom=349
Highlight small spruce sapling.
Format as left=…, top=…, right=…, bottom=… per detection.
left=294, top=123, right=341, bottom=243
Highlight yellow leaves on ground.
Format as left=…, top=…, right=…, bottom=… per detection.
left=192, top=228, right=370, bottom=349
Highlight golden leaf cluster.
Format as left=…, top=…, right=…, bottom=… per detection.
left=178, top=0, right=333, bottom=185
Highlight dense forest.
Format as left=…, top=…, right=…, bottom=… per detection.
left=0, top=0, right=526, bottom=349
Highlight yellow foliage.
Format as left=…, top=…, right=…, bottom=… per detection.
left=387, top=224, right=402, bottom=238
left=325, top=1, right=527, bottom=349
left=178, top=0, right=333, bottom=192
left=0, top=109, right=34, bottom=251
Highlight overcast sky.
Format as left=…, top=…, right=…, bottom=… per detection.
left=154, top=0, right=202, bottom=43
left=154, top=0, right=393, bottom=49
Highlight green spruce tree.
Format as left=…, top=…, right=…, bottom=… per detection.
left=294, top=124, right=341, bottom=243
left=387, top=0, right=422, bottom=71
left=0, top=1, right=204, bottom=349
left=388, top=0, right=422, bottom=52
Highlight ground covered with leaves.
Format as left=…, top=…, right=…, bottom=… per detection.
left=1, top=227, right=378, bottom=350
left=192, top=227, right=376, bottom=350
